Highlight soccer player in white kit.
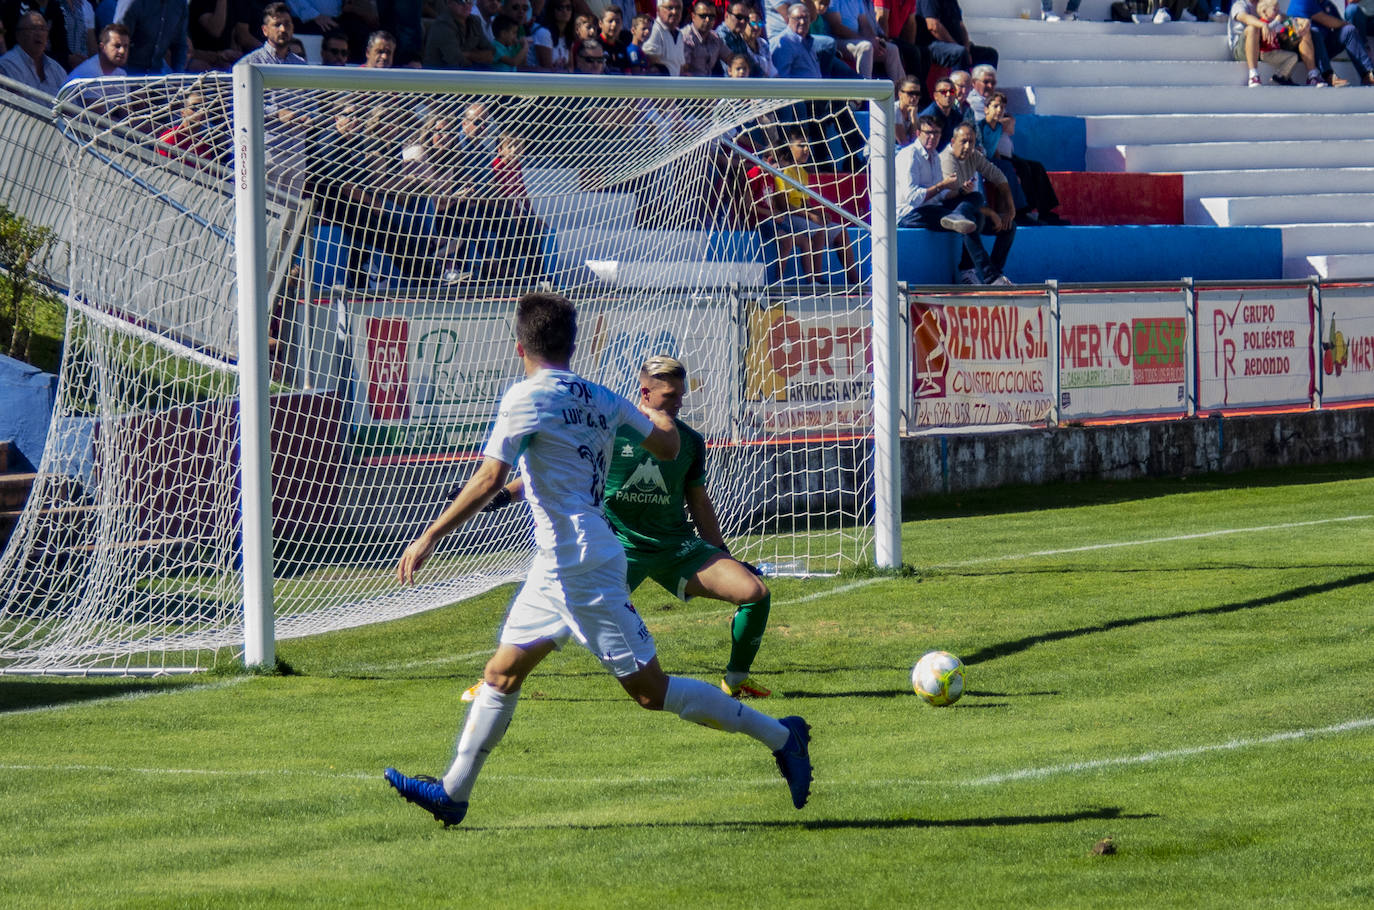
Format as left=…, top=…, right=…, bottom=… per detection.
left=385, top=292, right=812, bottom=826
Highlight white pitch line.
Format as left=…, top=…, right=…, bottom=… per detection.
left=961, top=716, right=1374, bottom=786
left=2, top=716, right=1369, bottom=788
left=932, top=514, right=1373, bottom=569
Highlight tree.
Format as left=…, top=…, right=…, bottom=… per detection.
left=0, top=203, right=61, bottom=365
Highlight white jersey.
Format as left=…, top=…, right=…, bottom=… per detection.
left=484, top=368, right=654, bottom=573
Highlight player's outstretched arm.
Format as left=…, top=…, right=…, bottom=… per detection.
left=397, top=456, right=512, bottom=584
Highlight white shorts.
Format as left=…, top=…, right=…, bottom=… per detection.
left=499, top=552, right=657, bottom=678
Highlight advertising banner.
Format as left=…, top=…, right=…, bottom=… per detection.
left=347, top=297, right=740, bottom=456
left=743, top=295, right=873, bottom=437
left=1315, top=285, right=1374, bottom=405
left=909, top=296, right=1052, bottom=428
left=1196, top=286, right=1313, bottom=412
left=1058, top=291, right=1189, bottom=420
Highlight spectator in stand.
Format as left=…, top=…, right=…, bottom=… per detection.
left=424, top=0, right=494, bottom=68
left=895, top=113, right=967, bottom=272
left=115, top=0, right=187, bottom=73
left=716, top=2, right=751, bottom=63
left=1039, top=0, right=1080, bottom=18
left=474, top=0, right=500, bottom=44
left=894, top=75, right=924, bottom=145
left=1285, top=0, right=1374, bottom=84
left=1344, top=0, right=1373, bottom=38
left=917, top=0, right=995, bottom=73
left=642, top=0, right=684, bottom=73
left=362, top=27, right=395, bottom=64
left=231, top=0, right=271, bottom=54
left=378, top=0, right=422, bottom=66
left=189, top=0, right=243, bottom=69
left=939, top=121, right=1014, bottom=285
left=739, top=9, right=773, bottom=73
left=531, top=0, right=575, bottom=69
left=625, top=11, right=652, bottom=70
left=24, top=0, right=97, bottom=71
left=242, top=2, right=305, bottom=62
left=771, top=129, right=859, bottom=284
left=571, top=33, right=606, bottom=68
left=948, top=68, right=974, bottom=119
left=1231, top=0, right=1322, bottom=85
left=157, top=87, right=217, bottom=166
left=0, top=11, right=65, bottom=92
left=771, top=1, right=822, bottom=75
left=66, top=20, right=127, bottom=77
left=489, top=129, right=550, bottom=282
left=284, top=0, right=376, bottom=62
left=823, top=0, right=904, bottom=82
left=966, top=61, right=994, bottom=119
left=875, top=0, right=929, bottom=87
left=682, top=0, right=726, bottom=73
left=575, top=13, right=598, bottom=38
left=489, top=12, right=528, bottom=68
left=596, top=5, right=631, bottom=70
left=918, top=76, right=960, bottom=149
left=320, top=28, right=349, bottom=61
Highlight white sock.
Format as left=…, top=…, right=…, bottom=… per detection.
left=1249, top=67, right=1260, bottom=78
left=663, top=675, right=790, bottom=751
left=442, top=683, right=519, bottom=801
left=1308, top=68, right=1321, bottom=79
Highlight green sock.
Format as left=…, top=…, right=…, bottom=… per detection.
left=725, top=592, right=771, bottom=675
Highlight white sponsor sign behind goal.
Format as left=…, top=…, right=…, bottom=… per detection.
left=1196, top=286, right=1313, bottom=412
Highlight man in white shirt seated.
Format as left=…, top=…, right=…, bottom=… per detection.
left=65, top=23, right=130, bottom=80
left=0, top=11, right=69, bottom=96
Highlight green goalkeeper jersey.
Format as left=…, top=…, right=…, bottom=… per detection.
left=604, top=417, right=707, bottom=554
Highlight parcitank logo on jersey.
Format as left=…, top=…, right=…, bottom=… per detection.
left=614, top=459, right=670, bottom=505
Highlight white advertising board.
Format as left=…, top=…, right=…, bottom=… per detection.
left=1315, top=285, right=1374, bottom=405
left=1058, top=291, right=1189, bottom=420
left=1196, top=286, right=1313, bottom=412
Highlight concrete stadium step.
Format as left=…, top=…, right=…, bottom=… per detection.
left=966, top=11, right=1219, bottom=31
left=1084, top=112, right=1374, bottom=145
left=1278, top=222, right=1374, bottom=259
left=961, top=0, right=1214, bottom=21
left=1049, top=171, right=1184, bottom=224
left=1028, top=83, right=1374, bottom=115
left=1181, top=167, right=1374, bottom=203
left=1086, top=138, right=1374, bottom=172
left=971, top=29, right=1225, bottom=61
left=1197, top=193, right=1374, bottom=227
left=1004, top=59, right=1269, bottom=86
left=1298, top=252, right=1374, bottom=278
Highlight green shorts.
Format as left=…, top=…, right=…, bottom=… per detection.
left=625, top=537, right=723, bottom=601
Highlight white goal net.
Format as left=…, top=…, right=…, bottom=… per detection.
left=0, top=69, right=897, bottom=674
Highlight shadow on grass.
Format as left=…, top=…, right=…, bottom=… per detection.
left=486, top=806, right=1159, bottom=833
left=902, top=460, right=1374, bottom=522
left=0, top=679, right=189, bottom=713
left=965, top=570, right=1374, bottom=666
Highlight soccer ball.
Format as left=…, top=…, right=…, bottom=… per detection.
left=912, top=650, right=966, bottom=707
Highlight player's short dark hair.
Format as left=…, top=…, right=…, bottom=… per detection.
left=640, top=355, right=686, bottom=383
left=515, top=293, right=577, bottom=362
left=263, top=1, right=291, bottom=23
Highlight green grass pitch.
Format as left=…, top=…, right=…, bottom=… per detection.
left=2, top=462, right=1372, bottom=908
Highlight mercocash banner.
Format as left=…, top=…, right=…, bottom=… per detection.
left=1314, top=286, right=1374, bottom=404
left=910, top=296, right=1052, bottom=427
left=1058, top=291, right=1189, bottom=420
left=1196, top=286, right=1313, bottom=411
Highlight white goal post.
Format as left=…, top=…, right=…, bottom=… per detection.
left=232, top=66, right=900, bottom=668
left=0, top=66, right=899, bottom=675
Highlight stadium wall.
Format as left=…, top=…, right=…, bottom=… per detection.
left=901, top=407, right=1374, bottom=497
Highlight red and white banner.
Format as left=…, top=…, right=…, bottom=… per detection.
left=910, top=296, right=1052, bottom=427
left=1058, top=291, right=1189, bottom=420
left=1314, top=286, right=1374, bottom=404
left=1196, top=286, right=1313, bottom=412
left=742, top=296, right=873, bottom=436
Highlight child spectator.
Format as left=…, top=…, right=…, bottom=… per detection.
left=1230, top=0, right=1323, bottom=86
left=625, top=12, right=652, bottom=71
left=490, top=13, right=528, bottom=69
left=597, top=5, right=632, bottom=71
left=771, top=130, right=859, bottom=285
left=574, top=12, right=598, bottom=39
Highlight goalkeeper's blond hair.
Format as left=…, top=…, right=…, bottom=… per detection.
left=640, top=354, right=686, bottom=383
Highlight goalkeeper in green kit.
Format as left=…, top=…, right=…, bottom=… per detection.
left=466, top=354, right=773, bottom=700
